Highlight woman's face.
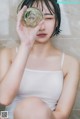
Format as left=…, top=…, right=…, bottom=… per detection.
left=32, top=1, right=56, bottom=43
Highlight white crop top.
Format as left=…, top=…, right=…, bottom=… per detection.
left=5, top=47, right=64, bottom=119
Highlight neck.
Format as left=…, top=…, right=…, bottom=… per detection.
left=30, top=40, right=54, bottom=58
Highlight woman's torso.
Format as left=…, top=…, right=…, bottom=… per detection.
left=5, top=47, right=65, bottom=119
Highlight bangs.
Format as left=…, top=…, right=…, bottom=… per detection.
left=44, top=0, right=55, bottom=15
left=17, top=0, right=55, bottom=15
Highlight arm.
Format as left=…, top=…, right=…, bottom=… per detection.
left=0, top=44, right=30, bottom=106
left=0, top=6, right=44, bottom=106
left=52, top=56, right=80, bottom=119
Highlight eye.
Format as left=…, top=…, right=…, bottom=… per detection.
left=46, top=18, right=53, bottom=20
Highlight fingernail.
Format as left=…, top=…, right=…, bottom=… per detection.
left=23, top=5, right=27, bottom=10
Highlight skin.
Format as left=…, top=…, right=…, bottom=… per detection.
left=14, top=97, right=54, bottom=119
left=0, top=1, right=80, bottom=119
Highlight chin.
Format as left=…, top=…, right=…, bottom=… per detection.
left=35, top=37, right=50, bottom=44
left=35, top=39, right=49, bottom=44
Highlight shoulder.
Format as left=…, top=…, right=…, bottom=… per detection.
left=0, top=47, right=17, bottom=82
left=64, top=53, right=79, bottom=70
left=63, top=53, right=80, bottom=78
left=0, top=47, right=17, bottom=62
left=0, top=48, right=11, bottom=60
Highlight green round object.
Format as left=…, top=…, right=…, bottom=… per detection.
left=23, top=7, right=44, bottom=27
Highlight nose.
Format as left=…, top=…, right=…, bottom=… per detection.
left=39, top=21, right=45, bottom=31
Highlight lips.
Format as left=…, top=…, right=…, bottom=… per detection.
left=37, top=33, right=47, bottom=37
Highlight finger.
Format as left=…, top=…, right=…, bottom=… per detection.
left=17, top=5, right=27, bottom=23
left=17, top=6, right=27, bottom=27
left=17, top=5, right=27, bottom=17
left=34, top=19, right=45, bottom=33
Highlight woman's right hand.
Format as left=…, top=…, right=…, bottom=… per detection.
left=16, top=6, right=44, bottom=49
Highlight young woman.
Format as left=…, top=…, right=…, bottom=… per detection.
left=0, top=0, right=80, bottom=119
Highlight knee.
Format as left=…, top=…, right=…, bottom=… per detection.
left=13, top=97, right=53, bottom=119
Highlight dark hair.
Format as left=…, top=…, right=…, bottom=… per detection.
left=17, top=0, right=61, bottom=37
